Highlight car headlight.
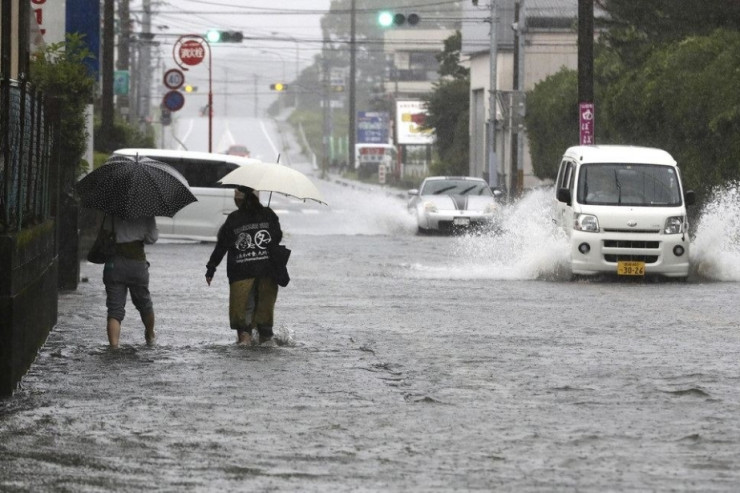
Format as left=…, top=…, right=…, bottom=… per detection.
left=574, top=213, right=599, bottom=232
left=423, top=201, right=438, bottom=213
left=484, top=202, right=498, bottom=214
left=664, top=216, right=685, bottom=234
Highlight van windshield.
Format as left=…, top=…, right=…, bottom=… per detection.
left=577, top=163, right=682, bottom=206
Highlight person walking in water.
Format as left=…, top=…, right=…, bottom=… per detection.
left=205, top=186, right=282, bottom=346
left=103, top=215, right=159, bottom=347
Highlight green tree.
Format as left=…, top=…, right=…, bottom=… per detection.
left=524, top=67, right=579, bottom=180
left=603, top=29, right=740, bottom=196
left=30, top=34, right=95, bottom=190
left=423, top=31, right=470, bottom=176
left=598, top=0, right=740, bottom=67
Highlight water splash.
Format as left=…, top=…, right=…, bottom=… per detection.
left=410, top=188, right=571, bottom=281
left=691, top=183, right=740, bottom=281
left=287, top=180, right=417, bottom=236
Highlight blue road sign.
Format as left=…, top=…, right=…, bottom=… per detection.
left=163, top=90, right=185, bottom=112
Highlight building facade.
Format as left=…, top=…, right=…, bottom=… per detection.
left=463, top=0, right=587, bottom=191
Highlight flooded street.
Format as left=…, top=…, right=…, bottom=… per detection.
left=3, top=176, right=740, bottom=491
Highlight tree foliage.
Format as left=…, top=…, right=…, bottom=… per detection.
left=603, top=29, right=740, bottom=196
left=526, top=1, right=740, bottom=200
left=525, top=67, right=579, bottom=180
left=30, top=33, right=95, bottom=187
left=598, top=0, right=740, bottom=67
left=425, top=78, right=469, bottom=176
left=423, top=31, right=470, bottom=176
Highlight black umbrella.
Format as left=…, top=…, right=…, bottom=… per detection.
left=76, top=154, right=197, bottom=219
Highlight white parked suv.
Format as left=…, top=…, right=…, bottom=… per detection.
left=114, top=148, right=258, bottom=241
left=553, top=145, right=695, bottom=279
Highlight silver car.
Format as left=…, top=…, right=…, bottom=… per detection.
left=408, top=176, right=501, bottom=234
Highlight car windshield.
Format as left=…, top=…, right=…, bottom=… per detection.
left=421, top=179, right=493, bottom=196
left=577, top=163, right=682, bottom=206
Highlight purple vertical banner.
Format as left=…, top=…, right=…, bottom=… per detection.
left=579, top=102, right=594, bottom=145
left=66, top=0, right=100, bottom=78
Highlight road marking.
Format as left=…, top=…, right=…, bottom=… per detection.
left=260, top=120, right=280, bottom=160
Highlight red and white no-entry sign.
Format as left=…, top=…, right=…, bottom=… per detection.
left=179, top=40, right=205, bottom=66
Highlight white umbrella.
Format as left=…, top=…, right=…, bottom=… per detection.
left=218, top=161, right=326, bottom=205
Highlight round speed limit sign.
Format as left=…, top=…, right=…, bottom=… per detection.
left=163, top=69, right=185, bottom=90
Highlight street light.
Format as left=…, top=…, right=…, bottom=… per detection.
left=271, top=32, right=301, bottom=107
left=259, top=49, right=287, bottom=81
left=271, top=32, right=300, bottom=83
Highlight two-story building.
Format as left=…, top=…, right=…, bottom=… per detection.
left=463, top=0, right=596, bottom=191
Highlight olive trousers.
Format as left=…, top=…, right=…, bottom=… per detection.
left=229, top=277, right=278, bottom=339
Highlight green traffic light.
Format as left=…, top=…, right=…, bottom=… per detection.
left=206, top=30, right=221, bottom=43
left=378, top=11, right=394, bottom=27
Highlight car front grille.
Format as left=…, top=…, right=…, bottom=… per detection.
left=602, top=238, right=661, bottom=264
left=603, top=240, right=660, bottom=249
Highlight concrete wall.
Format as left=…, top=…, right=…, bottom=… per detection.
left=0, top=221, right=59, bottom=397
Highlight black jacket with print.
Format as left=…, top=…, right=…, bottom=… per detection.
left=207, top=205, right=282, bottom=283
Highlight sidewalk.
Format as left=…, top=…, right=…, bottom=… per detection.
left=2, top=239, right=402, bottom=491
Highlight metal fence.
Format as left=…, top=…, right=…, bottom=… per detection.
left=0, top=78, right=54, bottom=233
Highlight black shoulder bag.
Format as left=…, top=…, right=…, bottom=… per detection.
left=87, top=215, right=117, bottom=264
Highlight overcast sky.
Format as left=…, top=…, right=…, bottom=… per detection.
left=131, top=1, right=333, bottom=114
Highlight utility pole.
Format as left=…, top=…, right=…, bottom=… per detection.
left=348, top=0, right=357, bottom=171
left=321, top=39, right=330, bottom=178
left=487, top=0, right=499, bottom=189
left=101, top=0, right=114, bottom=148
left=512, top=0, right=526, bottom=195
left=139, top=0, right=153, bottom=128
left=578, top=0, right=594, bottom=145
left=117, top=0, right=130, bottom=121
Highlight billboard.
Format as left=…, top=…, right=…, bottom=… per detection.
left=357, top=111, right=389, bottom=144
left=395, top=100, right=434, bottom=145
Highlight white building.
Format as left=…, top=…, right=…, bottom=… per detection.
left=463, top=0, right=596, bottom=191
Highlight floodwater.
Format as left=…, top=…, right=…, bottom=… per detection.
left=2, top=177, right=740, bottom=491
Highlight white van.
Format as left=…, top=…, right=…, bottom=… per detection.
left=114, top=148, right=258, bottom=241
left=554, top=145, right=695, bottom=279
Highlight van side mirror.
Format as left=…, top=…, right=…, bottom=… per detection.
left=408, top=189, right=419, bottom=196
left=556, top=188, right=571, bottom=204
left=684, top=190, right=696, bottom=206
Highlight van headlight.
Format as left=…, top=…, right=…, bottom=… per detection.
left=423, top=201, right=438, bottom=213
left=574, top=213, right=599, bottom=232
left=664, top=216, right=685, bottom=234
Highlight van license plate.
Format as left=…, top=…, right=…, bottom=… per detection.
left=617, top=261, right=645, bottom=276
left=453, top=217, right=470, bottom=226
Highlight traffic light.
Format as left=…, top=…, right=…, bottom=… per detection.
left=377, top=11, right=420, bottom=27
left=161, top=108, right=171, bottom=126
left=184, top=85, right=197, bottom=93
left=270, top=83, right=288, bottom=92
left=205, top=30, right=244, bottom=43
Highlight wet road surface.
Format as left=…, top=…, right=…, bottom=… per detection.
left=2, top=179, right=740, bottom=491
